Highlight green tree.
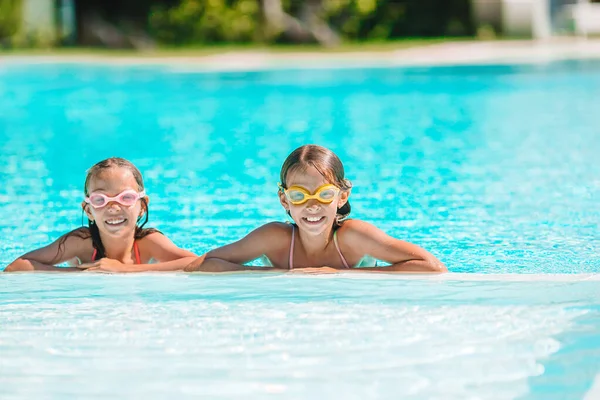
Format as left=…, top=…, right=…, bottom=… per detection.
left=0, top=0, right=22, bottom=41
left=149, top=0, right=260, bottom=45
left=149, top=0, right=472, bottom=45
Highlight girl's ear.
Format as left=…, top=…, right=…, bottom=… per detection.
left=337, top=188, right=350, bottom=208
left=81, top=201, right=94, bottom=221
left=278, top=190, right=290, bottom=212
left=140, top=196, right=150, bottom=217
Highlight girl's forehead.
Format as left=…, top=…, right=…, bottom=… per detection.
left=88, top=167, right=139, bottom=192
left=286, top=166, right=330, bottom=188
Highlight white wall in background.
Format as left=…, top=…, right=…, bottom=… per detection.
left=22, top=0, right=56, bottom=38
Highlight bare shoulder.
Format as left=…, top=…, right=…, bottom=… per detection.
left=254, top=222, right=294, bottom=266
left=334, top=219, right=394, bottom=258
left=136, top=231, right=169, bottom=256
left=64, top=227, right=92, bottom=239
left=60, top=227, right=93, bottom=249
left=205, top=222, right=293, bottom=265
left=259, top=221, right=293, bottom=232
left=246, top=222, right=295, bottom=253
left=21, top=227, right=94, bottom=264
left=336, top=219, right=382, bottom=241
left=136, top=231, right=196, bottom=262
left=137, top=231, right=167, bottom=245
left=252, top=222, right=294, bottom=241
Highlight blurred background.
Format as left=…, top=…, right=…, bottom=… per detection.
left=1, top=0, right=600, bottom=50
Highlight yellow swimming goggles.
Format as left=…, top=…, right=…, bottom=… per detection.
left=279, top=183, right=340, bottom=205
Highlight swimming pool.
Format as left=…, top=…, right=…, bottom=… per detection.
left=1, top=59, right=599, bottom=398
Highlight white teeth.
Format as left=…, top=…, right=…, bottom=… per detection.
left=106, top=218, right=126, bottom=225
left=306, top=216, right=323, bottom=222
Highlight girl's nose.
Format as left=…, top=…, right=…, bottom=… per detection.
left=305, top=200, right=321, bottom=210
left=106, top=202, right=122, bottom=211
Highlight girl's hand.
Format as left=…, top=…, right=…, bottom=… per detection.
left=77, top=259, right=129, bottom=273
left=183, top=257, right=204, bottom=272
left=287, top=266, right=340, bottom=274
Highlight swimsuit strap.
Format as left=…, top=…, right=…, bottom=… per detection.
left=91, top=242, right=141, bottom=264
left=333, top=231, right=350, bottom=268
left=133, top=241, right=141, bottom=264
left=289, top=225, right=295, bottom=270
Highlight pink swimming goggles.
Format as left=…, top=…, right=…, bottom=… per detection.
left=84, top=189, right=146, bottom=208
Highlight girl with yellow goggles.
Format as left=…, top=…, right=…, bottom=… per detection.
left=186, top=145, right=447, bottom=275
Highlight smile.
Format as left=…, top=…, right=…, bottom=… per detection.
left=105, top=218, right=127, bottom=226
left=303, top=216, right=325, bottom=224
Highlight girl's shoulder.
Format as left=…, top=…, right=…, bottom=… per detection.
left=260, top=221, right=295, bottom=234
left=66, top=226, right=92, bottom=237
left=251, top=222, right=295, bottom=244
left=135, top=229, right=164, bottom=243
left=135, top=229, right=168, bottom=251
left=61, top=227, right=93, bottom=246
left=255, top=222, right=295, bottom=267
left=134, top=230, right=181, bottom=263
left=337, top=219, right=378, bottom=237
left=336, top=219, right=386, bottom=248
left=55, top=227, right=95, bottom=263
left=335, top=220, right=388, bottom=264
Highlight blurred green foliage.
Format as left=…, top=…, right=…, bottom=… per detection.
left=0, top=0, right=22, bottom=40
left=149, top=0, right=261, bottom=44
left=1, top=0, right=473, bottom=48
left=149, top=0, right=473, bottom=45
left=323, top=0, right=473, bottom=39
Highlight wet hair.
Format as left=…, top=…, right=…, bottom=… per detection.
left=55, top=157, right=159, bottom=262
left=279, top=145, right=352, bottom=226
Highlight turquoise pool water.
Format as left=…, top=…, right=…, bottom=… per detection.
left=1, top=60, right=599, bottom=274
left=1, top=274, right=599, bottom=398
left=1, top=60, right=599, bottom=398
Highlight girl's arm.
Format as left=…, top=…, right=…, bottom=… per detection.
left=185, top=222, right=289, bottom=272
left=4, top=230, right=88, bottom=272
left=79, top=232, right=197, bottom=273
left=341, top=220, right=447, bottom=273
left=186, top=258, right=288, bottom=273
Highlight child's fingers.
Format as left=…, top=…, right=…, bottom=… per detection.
left=77, top=261, right=100, bottom=269
left=82, top=267, right=109, bottom=273
left=288, top=267, right=338, bottom=274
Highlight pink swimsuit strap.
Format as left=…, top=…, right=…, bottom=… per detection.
left=333, top=231, right=350, bottom=268
left=289, top=225, right=295, bottom=269
left=288, top=225, right=350, bottom=269
left=92, top=242, right=141, bottom=264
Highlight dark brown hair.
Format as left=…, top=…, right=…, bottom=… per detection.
left=279, top=145, right=352, bottom=224
left=56, top=157, right=159, bottom=262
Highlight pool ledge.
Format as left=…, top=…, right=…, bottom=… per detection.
left=1, top=38, right=600, bottom=71
left=326, top=272, right=600, bottom=281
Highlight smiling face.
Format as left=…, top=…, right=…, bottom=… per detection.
left=279, top=166, right=349, bottom=236
left=82, top=166, right=147, bottom=238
